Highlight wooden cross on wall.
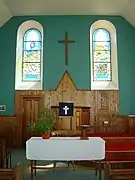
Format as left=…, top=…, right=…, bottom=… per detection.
left=58, top=31, right=75, bottom=65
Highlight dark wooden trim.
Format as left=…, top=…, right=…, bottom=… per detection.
left=0, top=115, right=16, bottom=117
left=51, top=106, right=91, bottom=109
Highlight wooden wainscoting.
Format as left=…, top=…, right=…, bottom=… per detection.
left=12, top=71, right=134, bottom=147
left=1, top=71, right=135, bottom=148
left=14, top=72, right=119, bottom=145
left=128, top=116, right=135, bottom=133
left=0, top=116, right=20, bottom=148
left=94, top=114, right=129, bottom=133
left=0, top=114, right=132, bottom=148
left=93, top=111, right=129, bottom=133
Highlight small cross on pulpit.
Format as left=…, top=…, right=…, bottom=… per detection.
left=63, top=106, right=69, bottom=115
left=58, top=31, right=75, bottom=65
left=59, top=102, right=74, bottom=130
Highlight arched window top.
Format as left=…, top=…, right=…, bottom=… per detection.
left=93, top=29, right=110, bottom=42
left=24, top=29, right=42, bottom=42
left=23, top=29, right=42, bottom=53
left=90, top=20, right=119, bottom=90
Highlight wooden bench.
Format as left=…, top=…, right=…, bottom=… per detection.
left=104, top=162, right=135, bottom=179
left=0, top=138, right=12, bottom=168
left=90, top=135, right=135, bottom=178
left=103, top=137, right=135, bottom=179
left=0, top=163, right=22, bottom=180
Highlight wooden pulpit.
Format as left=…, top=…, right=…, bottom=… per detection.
left=51, top=106, right=90, bottom=130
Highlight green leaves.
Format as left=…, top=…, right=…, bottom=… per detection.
left=29, top=107, right=56, bottom=133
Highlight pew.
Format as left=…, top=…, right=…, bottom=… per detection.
left=105, top=162, right=135, bottom=179
left=88, top=134, right=135, bottom=179
left=0, top=141, right=5, bottom=168
left=0, top=138, right=12, bottom=168
left=0, top=163, right=22, bottom=180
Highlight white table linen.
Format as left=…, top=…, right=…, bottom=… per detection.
left=26, top=137, right=105, bottom=161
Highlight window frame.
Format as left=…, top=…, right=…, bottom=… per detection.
left=22, top=28, right=42, bottom=82
left=90, top=20, right=119, bottom=90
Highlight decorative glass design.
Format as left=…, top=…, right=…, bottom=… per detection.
left=93, top=28, right=111, bottom=81
left=22, top=29, right=41, bottom=81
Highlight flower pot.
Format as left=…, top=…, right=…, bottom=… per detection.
left=42, top=132, right=50, bottom=139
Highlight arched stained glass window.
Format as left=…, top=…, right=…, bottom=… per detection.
left=93, top=28, right=111, bottom=81
left=22, top=28, right=42, bottom=81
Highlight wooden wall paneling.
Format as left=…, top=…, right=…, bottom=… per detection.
left=51, top=106, right=61, bottom=130
left=81, top=107, right=90, bottom=125
left=51, top=106, right=90, bottom=130
left=3, top=70, right=135, bottom=148
left=14, top=71, right=122, bottom=146
left=14, top=90, right=22, bottom=147
left=0, top=116, right=19, bottom=148
left=51, top=106, right=71, bottom=130
left=128, top=117, right=135, bottom=132
left=74, top=108, right=81, bottom=127
left=100, top=92, right=109, bottom=110
left=112, top=116, right=129, bottom=133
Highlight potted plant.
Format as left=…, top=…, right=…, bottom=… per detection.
left=29, top=107, right=55, bottom=139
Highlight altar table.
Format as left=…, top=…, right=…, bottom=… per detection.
left=26, top=137, right=105, bottom=180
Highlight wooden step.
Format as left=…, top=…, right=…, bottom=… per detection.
left=110, top=168, right=135, bottom=175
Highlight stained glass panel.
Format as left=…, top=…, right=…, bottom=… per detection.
left=93, top=50, right=110, bottom=62
left=22, top=28, right=41, bottom=82
left=23, top=51, right=40, bottom=62
left=93, top=63, right=111, bottom=81
left=24, top=29, right=41, bottom=41
left=93, top=29, right=110, bottom=42
left=93, top=28, right=111, bottom=81
left=23, top=41, right=41, bottom=51
left=23, top=63, right=40, bottom=81
left=93, top=41, right=110, bottom=51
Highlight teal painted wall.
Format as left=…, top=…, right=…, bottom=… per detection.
left=0, top=15, right=134, bottom=115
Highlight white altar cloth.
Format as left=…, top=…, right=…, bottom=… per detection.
left=26, top=137, right=105, bottom=161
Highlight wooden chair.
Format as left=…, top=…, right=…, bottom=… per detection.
left=0, top=163, right=22, bottom=180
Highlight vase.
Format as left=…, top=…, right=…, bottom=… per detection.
left=42, top=132, right=50, bottom=139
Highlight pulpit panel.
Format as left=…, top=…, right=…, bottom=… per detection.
left=81, top=108, right=90, bottom=125
left=51, top=106, right=90, bottom=130
left=74, top=108, right=81, bottom=126
left=52, top=108, right=59, bottom=129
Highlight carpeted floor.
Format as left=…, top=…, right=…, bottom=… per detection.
left=10, top=148, right=104, bottom=180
